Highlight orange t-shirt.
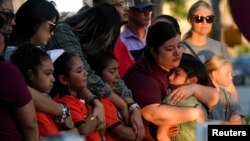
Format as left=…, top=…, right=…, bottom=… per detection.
left=36, top=111, right=59, bottom=137
left=55, top=95, right=101, bottom=141
left=101, top=98, right=122, bottom=141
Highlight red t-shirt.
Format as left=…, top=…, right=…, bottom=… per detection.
left=0, top=62, right=32, bottom=141
left=36, top=111, right=59, bottom=137
left=100, top=98, right=122, bottom=141
left=55, top=95, right=101, bottom=141
left=114, top=37, right=135, bottom=78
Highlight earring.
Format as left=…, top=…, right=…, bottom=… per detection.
left=65, top=82, right=69, bottom=87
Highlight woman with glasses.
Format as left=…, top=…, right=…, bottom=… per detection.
left=3, top=0, right=80, bottom=134
left=4, top=0, right=59, bottom=62
left=183, top=0, right=228, bottom=62
left=183, top=0, right=238, bottom=97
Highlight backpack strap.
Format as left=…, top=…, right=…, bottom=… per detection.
left=183, top=41, right=200, bottom=61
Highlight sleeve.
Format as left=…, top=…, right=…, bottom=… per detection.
left=36, top=112, right=59, bottom=137
left=220, top=43, right=230, bottom=59
left=47, top=24, right=112, bottom=97
left=0, top=62, right=32, bottom=107
left=101, top=98, right=121, bottom=129
left=115, top=79, right=133, bottom=98
left=124, top=71, right=163, bottom=108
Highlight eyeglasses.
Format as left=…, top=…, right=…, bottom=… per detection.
left=191, top=15, right=215, bottom=24
left=0, top=11, right=15, bottom=23
left=47, top=20, right=56, bottom=32
left=131, top=6, right=153, bottom=13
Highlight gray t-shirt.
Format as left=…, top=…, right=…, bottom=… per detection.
left=210, top=88, right=244, bottom=121
left=183, top=38, right=229, bottom=63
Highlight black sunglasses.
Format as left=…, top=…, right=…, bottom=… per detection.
left=47, top=20, right=56, bottom=32
left=191, top=15, right=215, bottom=24
left=131, top=6, right=153, bottom=13
left=0, top=11, right=15, bottom=23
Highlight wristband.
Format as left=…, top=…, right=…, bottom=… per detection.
left=56, top=104, right=70, bottom=124
left=128, top=102, right=140, bottom=113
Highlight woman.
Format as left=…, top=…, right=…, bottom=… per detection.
left=5, top=0, right=59, bottom=62
left=183, top=0, right=238, bottom=98
left=0, top=0, right=39, bottom=140
left=46, top=3, right=144, bottom=140
left=124, top=22, right=218, bottom=141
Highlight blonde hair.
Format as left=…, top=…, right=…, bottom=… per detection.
left=205, top=56, right=231, bottom=75
left=183, top=0, right=214, bottom=39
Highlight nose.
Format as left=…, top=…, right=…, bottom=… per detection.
left=115, top=72, right=120, bottom=79
left=83, top=69, right=88, bottom=77
left=51, top=75, right=55, bottom=83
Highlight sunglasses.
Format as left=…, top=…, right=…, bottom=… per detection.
left=47, top=20, right=56, bottom=32
left=191, top=15, right=215, bottom=23
left=131, top=6, right=153, bottom=13
left=0, top=11, right=15, bottom=23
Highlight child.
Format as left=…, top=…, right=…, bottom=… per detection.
left=89, top=51, right=137, bottom=141
left=10, top=43, right=77, bottom=138
left=205, top=55, right=245, bottom=124
left=50, top=52, right=102, bottom=141
left=157, top=53, right=209, bottom=141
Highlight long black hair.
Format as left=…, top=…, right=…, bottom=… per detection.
left=8, top=0, right=59, bottom=46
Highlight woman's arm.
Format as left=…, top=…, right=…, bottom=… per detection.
left=15, top=100, right=39, bottom=141
left=142, top=104, right=205, bottom=125
left=28, top=86, right=62, bottom=116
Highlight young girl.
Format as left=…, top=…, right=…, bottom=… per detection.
left=88, top=51, right=137, bottom=141
left=205, top=56, right=245, bottom=124
left=10, top=43, right=77, bottom=138
left=51, top=52, right=103, bottom=141
left=156, top=53, right=209, bottom=141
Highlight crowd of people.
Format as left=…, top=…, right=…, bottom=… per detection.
left=0, top=0, right=246, bottom=141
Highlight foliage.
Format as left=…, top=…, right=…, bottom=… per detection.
left=236, top=43, right=250, bottom=55
left=164, top=0, right=187, bottom=18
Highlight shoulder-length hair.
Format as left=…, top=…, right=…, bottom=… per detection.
left=8, top=0, right=59, bottom=46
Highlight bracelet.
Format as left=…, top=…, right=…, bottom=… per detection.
left=128, top=102, right=140, bottom=113
left=56, top=104, right=70, bottom=124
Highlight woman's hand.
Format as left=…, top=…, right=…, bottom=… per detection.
left=129, top=108, right=145, bottom=141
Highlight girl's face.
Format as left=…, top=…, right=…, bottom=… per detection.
left=29, top=59, right=55, bottom=93
left=212, top=63, right=233, bottom=87
left=190, top=7, right=214, bottom=36
left=67, top=57, right=88, bottom=92
left=169, top=67, right=195, bottom=87
left=154, top=35, right=183, bottom=72
left=31, top=19, right=56, bottom=46
left=101, top=59, right=120, bottom=91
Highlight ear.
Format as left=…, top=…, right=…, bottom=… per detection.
left=58, top=75, right=69, bottom=86
left=211, top=71, right=218, bottom=80
left=28, top=69, right=34, bottom=81
left=188, top=17, right=193, bottom=25
left=187, top=76, right=198, bottom=84
left=150, top=48, right=157, bottom=58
